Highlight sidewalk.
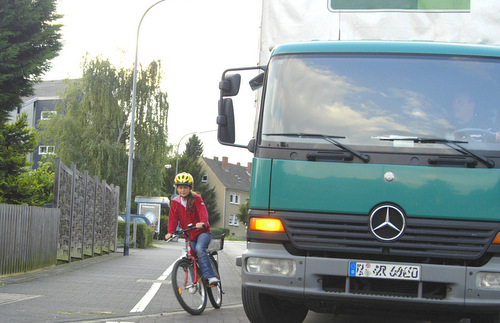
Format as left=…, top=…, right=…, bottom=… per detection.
left=0, top=240, right=249, bottom=323
left=0, top=247, right=128, bottom=286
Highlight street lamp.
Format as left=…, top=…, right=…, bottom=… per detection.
left=124, top=0, right=166, bottom=256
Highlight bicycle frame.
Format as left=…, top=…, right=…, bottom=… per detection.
left=183, top=232, right=201, bottom=288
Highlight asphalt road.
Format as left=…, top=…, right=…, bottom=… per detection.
left=0, top=240, right=435, bottom=323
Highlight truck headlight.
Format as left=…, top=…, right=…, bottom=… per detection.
left=246, top=257, right=296, bottom=276
left=477, top=272, right=500, bottom=290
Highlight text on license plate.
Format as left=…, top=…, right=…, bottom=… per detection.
left=349, top=261, right=421, bottom=281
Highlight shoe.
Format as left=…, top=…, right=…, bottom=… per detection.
left=208, top=277, right=220, bottom=285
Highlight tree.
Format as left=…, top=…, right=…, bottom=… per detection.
left=236, top=198, right=249, bottom=226
left=0, top=114, right=37, bottom=204
left=38, top=58, right=170, bottom=209
left=0, top=115, right=54, bottom=206
left=183, top=135, right=220, bottom=224
left=0, top=0, right=62, bottom=122
left=184, top=134, right=204, bottom=158
left=16, top=158, right=55, bottom=206
left=132, top=60, right=170, bottom=197
left=0, top=0, right=61, bottom=205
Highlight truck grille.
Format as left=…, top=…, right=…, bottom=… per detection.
left=281, top=212, right=498, bottom=261
left=322, top=275, right=447, bottom=299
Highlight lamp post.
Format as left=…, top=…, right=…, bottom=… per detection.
left=124, top=0, right=166, bottom=256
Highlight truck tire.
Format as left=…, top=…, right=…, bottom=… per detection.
left=242, top=286, right=308, bottom=323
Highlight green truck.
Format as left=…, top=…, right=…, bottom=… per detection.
left=217, top=41, right=500, bottom=322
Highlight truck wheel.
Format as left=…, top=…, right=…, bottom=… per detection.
left=241, top=286, right=308, bottom=323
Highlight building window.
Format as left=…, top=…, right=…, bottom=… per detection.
left=41, top=111, right=57, bottom=120
left=39, top=146, right=55, bottom=155
left=230, top=193, right=240, bottom=205
left=202, top=174, right=208, bottom=183
left=229, top=214, right=240, bottom=226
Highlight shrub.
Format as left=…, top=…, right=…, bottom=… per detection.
left=211, top=227, right=230, bottom=238
left=117, top=221, right=155, bottom=248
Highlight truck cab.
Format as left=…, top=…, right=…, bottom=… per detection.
left=217, top=41, right=500, bottom=323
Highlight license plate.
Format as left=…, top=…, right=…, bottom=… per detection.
left=349, top=261, right=421, bottom=281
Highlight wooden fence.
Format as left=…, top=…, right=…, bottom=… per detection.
left=0, top=205, right=60, bottom=276
left=0, top=158, right=120, bottom=276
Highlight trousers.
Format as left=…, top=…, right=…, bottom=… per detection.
left=189, top=232, right=216, bottom=279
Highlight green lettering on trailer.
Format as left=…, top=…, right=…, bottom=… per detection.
left=330, top=0, right=470, bottom=10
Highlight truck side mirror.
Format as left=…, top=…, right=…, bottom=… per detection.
left=219, top=73, right=241, bottom=97
left=217, top=98, right=235, bottom=144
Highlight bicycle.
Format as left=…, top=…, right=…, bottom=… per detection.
left=166, top=224, right=224, bottom=315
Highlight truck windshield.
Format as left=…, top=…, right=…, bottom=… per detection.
left=261, top=53, right=500, bottom=154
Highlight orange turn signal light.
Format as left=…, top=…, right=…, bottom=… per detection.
left=249, top=217, right=285, bottom=233
left=493, top=232, right=500, bottom=244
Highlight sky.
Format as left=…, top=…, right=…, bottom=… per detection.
left=43, top=0, right=262, bottom=167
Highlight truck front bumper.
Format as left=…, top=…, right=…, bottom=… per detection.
left=241, top=242, right=500, bottom=313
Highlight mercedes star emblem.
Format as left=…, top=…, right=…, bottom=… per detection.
left=369, top=204, right=406, bottom=241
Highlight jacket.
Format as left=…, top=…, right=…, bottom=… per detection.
left=167, top=194, right=211, bottom=240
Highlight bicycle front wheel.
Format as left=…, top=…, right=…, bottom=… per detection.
left=172, top=258, right=207, bottom=315
left=207, top=254, right=222, bottom=309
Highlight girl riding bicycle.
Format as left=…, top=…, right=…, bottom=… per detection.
left=165, top=172, right=220, bottom=285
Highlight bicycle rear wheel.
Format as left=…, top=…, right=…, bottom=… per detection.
left=172, top=258, right=207, bottom=315
left=207, top=254, right=222, bottom=309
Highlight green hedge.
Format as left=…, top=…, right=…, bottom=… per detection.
left=159, top=215, right=168, bottom=240
left=211, top=227, right=230, bottom=238
left=117, top=221, right=155, bottom=248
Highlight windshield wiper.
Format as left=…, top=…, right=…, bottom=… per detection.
left=379, top=137, right=495, bottom=168
left=266, top=133, right=370, bottom=163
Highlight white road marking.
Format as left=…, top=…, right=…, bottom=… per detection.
left=0, top=293, right=42, bottom=306
left=130, top=254, right=183, bottom=313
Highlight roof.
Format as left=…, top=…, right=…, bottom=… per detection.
left=134, top=196, right=170, bottom=205
left=21, top=79, right=77, bottom=102
left=271, top=41, right=500, bottom=58
left=202, top=157, right=251, bottom=192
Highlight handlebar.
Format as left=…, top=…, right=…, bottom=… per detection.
left=165, top=223, right=206, bottom=243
